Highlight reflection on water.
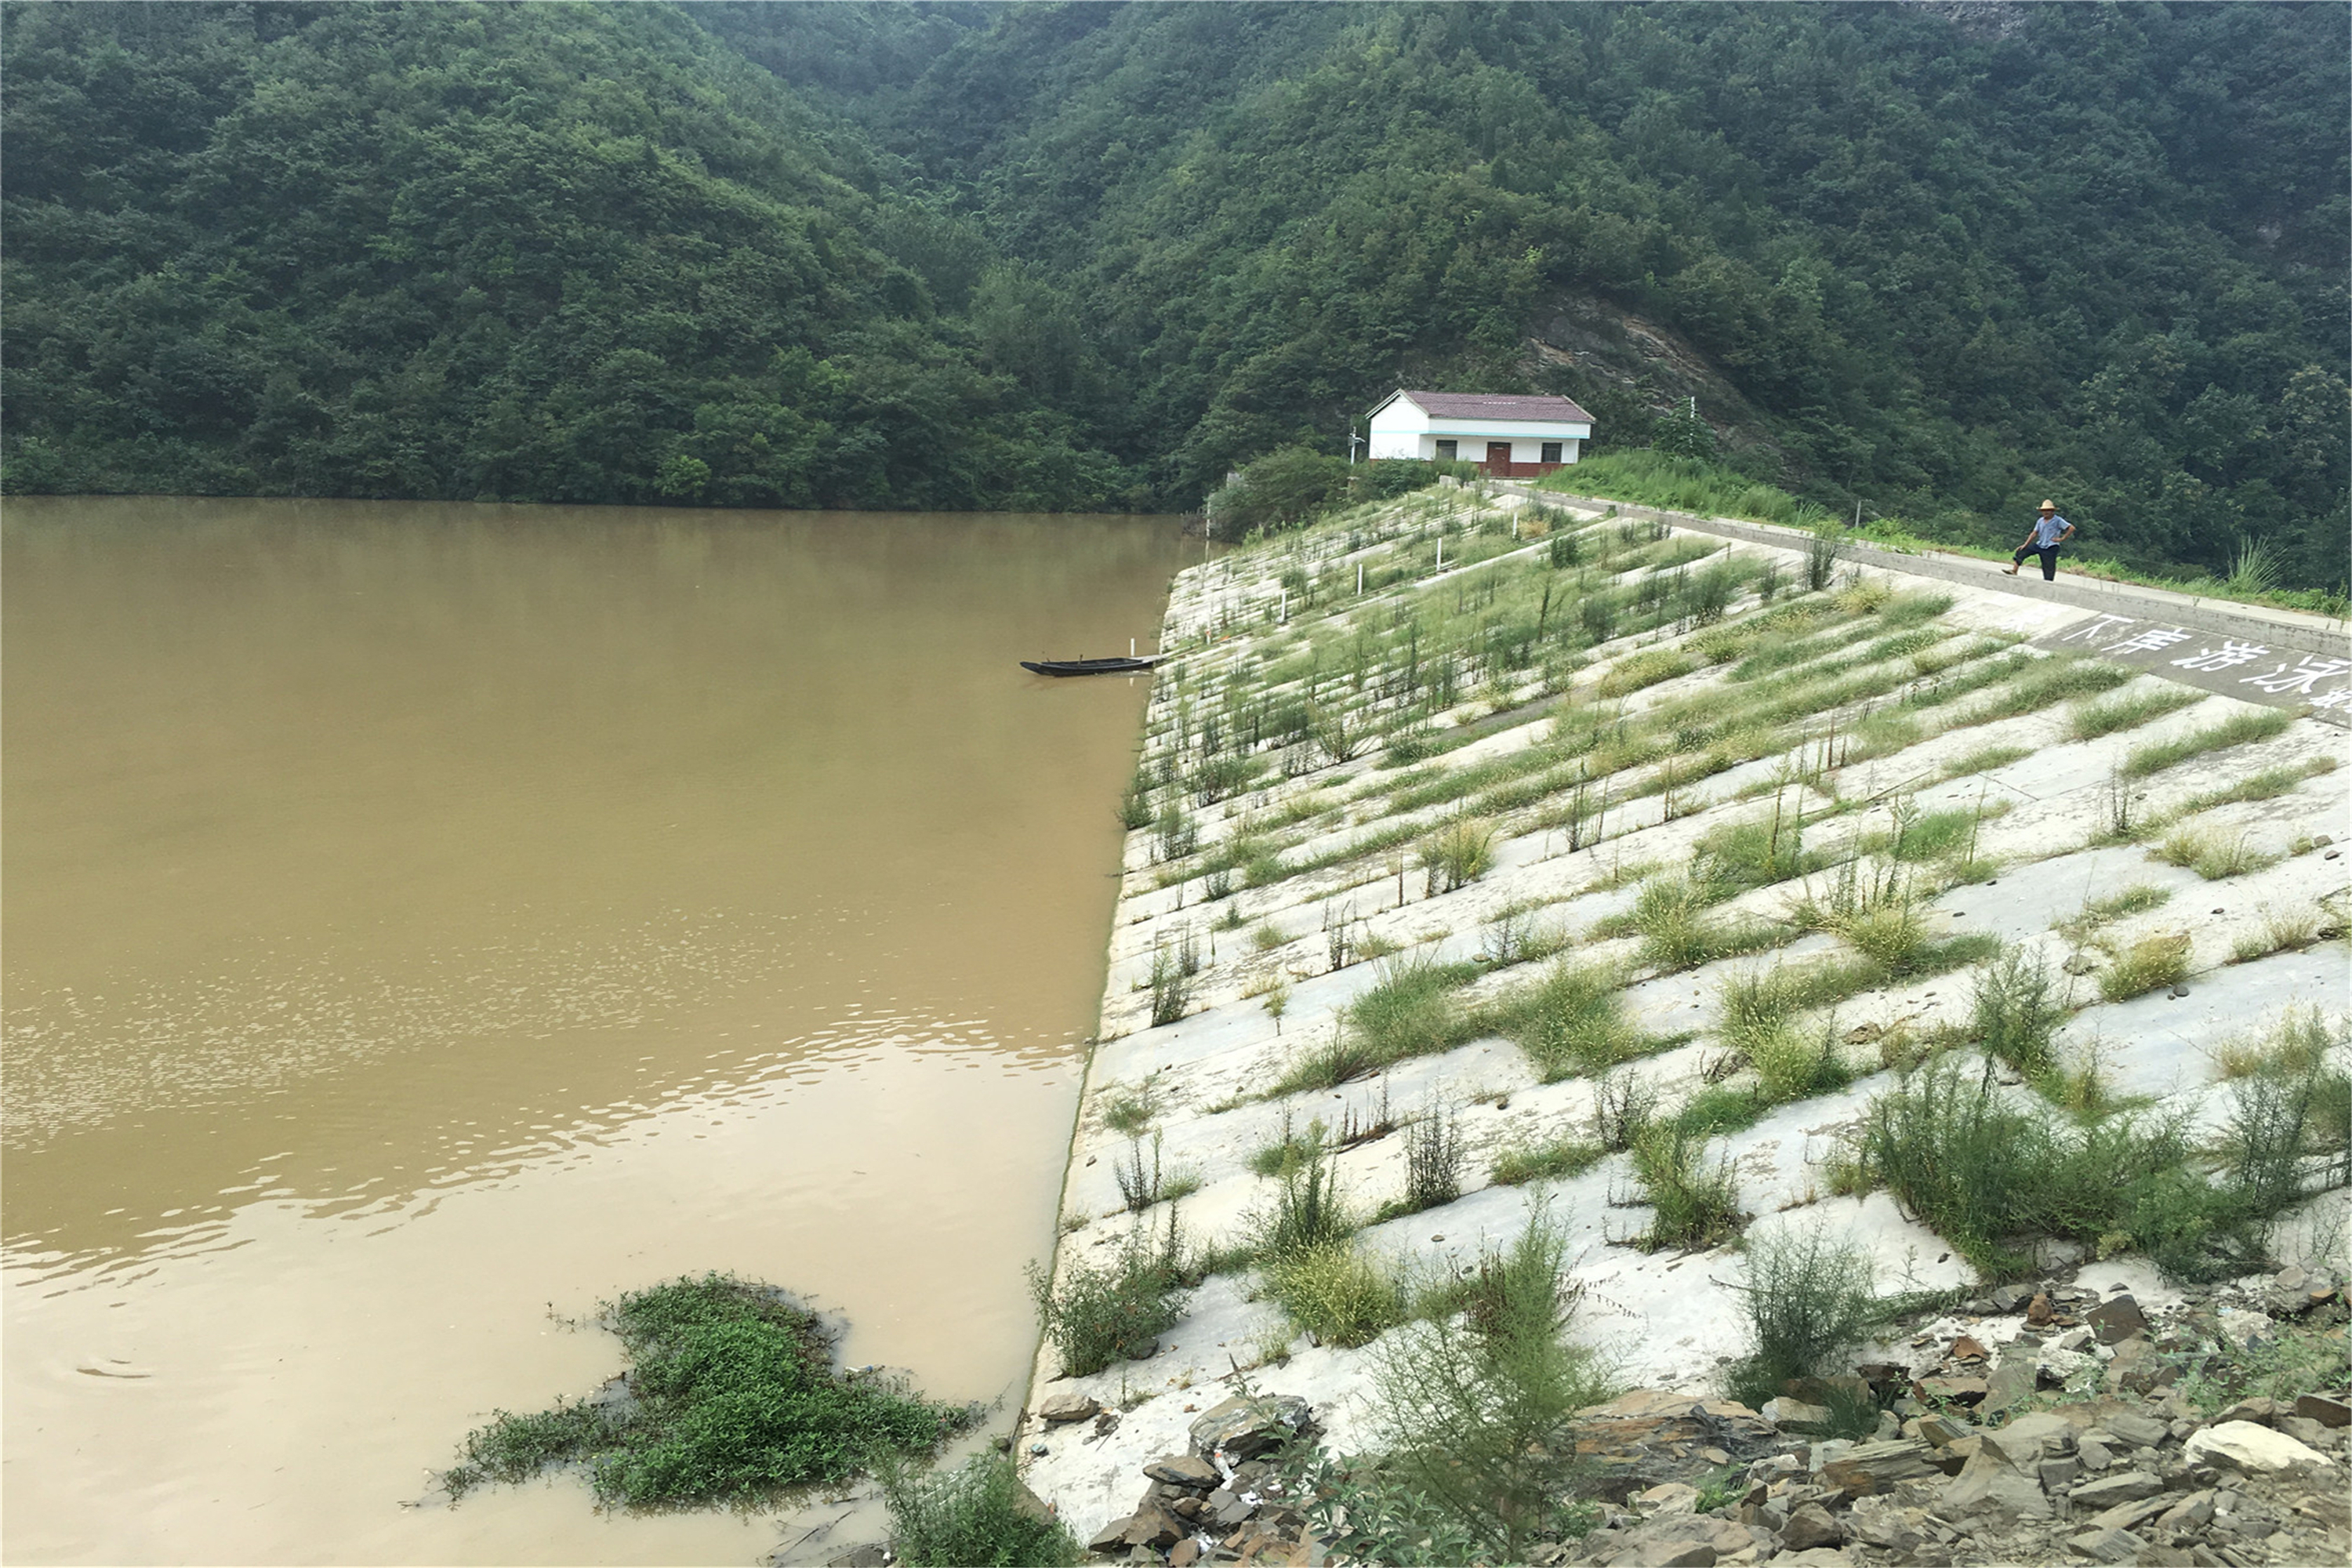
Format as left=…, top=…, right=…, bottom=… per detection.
left=2, top=496, right=1185, bottom=1564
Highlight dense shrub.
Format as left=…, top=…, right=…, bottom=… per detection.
left=884, top=1454, right=1084, bottom=1567
left=1030, top=1220, right=1188, bottom=1377
left=1725, top=1227, right=1878, bottom=1412
left=1207, top=447, right=1351, bottom=539
left=444, top=1275, right=971, bottom=1506
left=1852, top=1055, right=2344, bottom=1280
left=1364, top=1206, right=1613, bottom=1561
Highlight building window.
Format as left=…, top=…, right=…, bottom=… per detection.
left=1541, top=441, right=1563, bottom=463
left=1434, top=439, right=1457, bottom=461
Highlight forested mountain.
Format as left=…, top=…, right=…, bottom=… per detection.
left=5, top=2, right=2345, bottom=587
left=0, top=2, right=1136, bottom=510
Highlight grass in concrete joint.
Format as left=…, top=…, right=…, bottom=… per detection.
left=2067, top=685, right=2204, bottom=742
left=1494, top=957, right=1655, bottom=1081
left=2210, top=1007, right=2340, bottom=1080
left=1626, top=1123, right=1744, bottom=1251
left=1272, top=953, right=1481, bottom=1094
left=1265, top=1241, right=1407, bottom=1348
left=1489, top=1134, right=1606, bottom=1187
left=2181, top=756, right=2339, bottom=813
left=1100, top=1076, right=1160, bottom=1137
left=2098, top=932, right=2192, bottom=1001
left=2228, top=905, right=2326, bottom=964
left=2151, top=825, right=2282, bottom=881
left=1668, top=1082, right=1773, bottom=1141
left=1628, top=876, right=1782, bottom=974
left=2123, top=706, right=2295, bottom=779
left=1419, top=815, right=1497, bottom=895
left=1963, top=654, right=2134, bottom=724
left=2053, top=883, right=2172, bottom=944
left=1692, top=793, right=1822, bottom=895
left=1940, top=742, right=2031, bottom=780
left=1715, top=969, right=1854, bottom=1103
left=1248, top=1109, right=1323, bottom=1177
left=1479, top=905, right=1566, bottom=967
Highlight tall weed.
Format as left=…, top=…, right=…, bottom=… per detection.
left=1367, top=1204, right=1613, bottom=1562
left=1725, top=1227, right=1878, bottom=1410
left=1970, top=947, right=2062, bottom=1080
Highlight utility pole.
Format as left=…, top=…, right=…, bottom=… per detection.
left=1348, top=424, right=1363, bottom=464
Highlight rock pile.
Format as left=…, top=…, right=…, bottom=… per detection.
left=1560, top=1266, right=2350, bottom=1567
left=1064, top=1267, right=2349, bottom=1566
left=1083, top=1395, right=1323, bottom=1567
left=1562, top=1392, right=2345, bottom=1567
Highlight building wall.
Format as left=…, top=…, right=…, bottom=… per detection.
left=1365, top=400, right=1589, bottom=463
left=1365, top=402, right=1427, bottom=460
left=1370, top=434, right=1583, bottom=464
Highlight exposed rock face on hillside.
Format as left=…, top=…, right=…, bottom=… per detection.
left=1018, top=482, right=2350, bottom=1564
left=1526, top=297, right=1784, bottom=466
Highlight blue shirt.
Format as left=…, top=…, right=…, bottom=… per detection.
left=2031, top=513, right=2070, bottom=548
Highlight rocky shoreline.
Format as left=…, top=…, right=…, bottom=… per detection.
left=1065, top=1261, right=2347, bottom=1567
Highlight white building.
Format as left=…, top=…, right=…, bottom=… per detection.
left=1364, top=390, right=1593, bottom=475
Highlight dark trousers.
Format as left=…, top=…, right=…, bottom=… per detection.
left=2013, top=543, right=2060, bottom=580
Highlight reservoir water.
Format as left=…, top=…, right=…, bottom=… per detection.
left=2, top=496, right=1188, bottom=1564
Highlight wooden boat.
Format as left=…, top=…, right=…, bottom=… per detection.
left=1020, top=655, right=1165, bottom=677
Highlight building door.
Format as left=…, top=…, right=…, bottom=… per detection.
left=1486, top=441, right=1513, bottom=468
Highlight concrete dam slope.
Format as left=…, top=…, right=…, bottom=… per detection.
left=1018, top=483, right=2350, bottom=1548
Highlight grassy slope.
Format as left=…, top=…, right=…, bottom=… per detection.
left=1065, top=482, right=2347, bottom=1310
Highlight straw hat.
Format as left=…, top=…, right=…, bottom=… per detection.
left=2038, top=499, right=2057, bottom=512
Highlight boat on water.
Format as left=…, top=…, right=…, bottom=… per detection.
left=1019, top=655, right=1166, bottom=677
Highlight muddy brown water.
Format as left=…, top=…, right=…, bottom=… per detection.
left=2, top=496, right=1189, bottom=1565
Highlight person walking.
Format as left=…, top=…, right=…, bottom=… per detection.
left=2005, top=499, right=2074, bottom=579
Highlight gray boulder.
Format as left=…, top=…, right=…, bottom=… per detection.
left=1820, top=1438, right=1941, bottom=1494
left=1186, top=1394, right=1314, bottom=1461
left=2069, top=1470, right=2164, bottom=1508
left=1940, top=1427, right=2051, bottom=1519
left=2064, top=1526, right=2145, bottom=1563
